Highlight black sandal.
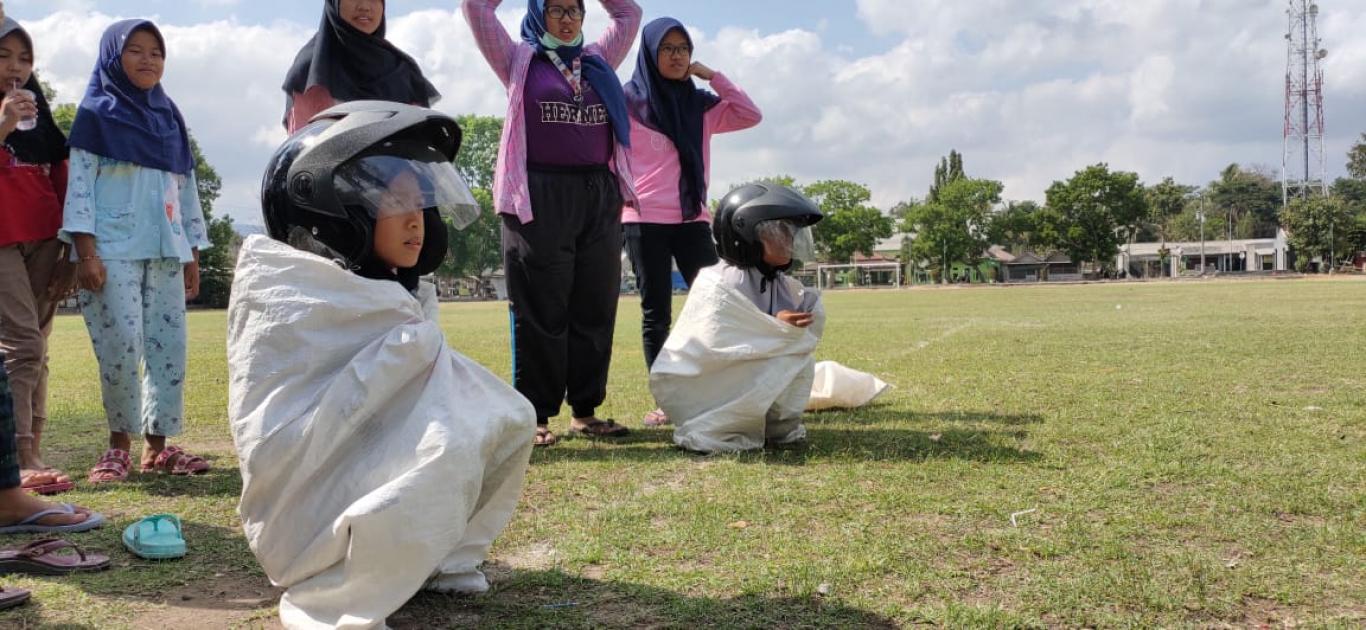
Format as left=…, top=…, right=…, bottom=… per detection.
left=568, top=418, right=629, bottom=438
left=534, top=427, right=559, bottom=447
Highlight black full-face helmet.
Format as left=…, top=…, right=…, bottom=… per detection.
left=713, top=183, right=824, bottom=270
left=261, top=101, right=479, bottom=288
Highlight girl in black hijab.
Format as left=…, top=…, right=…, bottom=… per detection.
left=282, top=0, right=439, bottom=132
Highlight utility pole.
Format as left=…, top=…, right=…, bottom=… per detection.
left=1198, top=198, right=1206, bottom=275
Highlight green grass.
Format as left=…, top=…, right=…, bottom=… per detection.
left=3, top=278, right=1363, bottom=628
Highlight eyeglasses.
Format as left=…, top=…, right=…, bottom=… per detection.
left=659, top=44, right=693, bottom=58
left=545, top=6, right=584, bottom=21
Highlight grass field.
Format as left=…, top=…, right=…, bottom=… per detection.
left=1, top=278, right=1363, bottom=628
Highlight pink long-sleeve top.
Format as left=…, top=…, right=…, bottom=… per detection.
left=621, top=72, right=761, bottom=225
left=286, top=85, right=339, bottom=135
left=462, top=0, right=642, bottom=225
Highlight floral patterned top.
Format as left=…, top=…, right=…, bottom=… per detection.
left=59, top=148, right=209, bottom=263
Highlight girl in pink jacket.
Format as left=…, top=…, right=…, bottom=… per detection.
left=622, top=17, right=762, bottom=427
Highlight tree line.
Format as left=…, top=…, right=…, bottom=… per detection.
left=740, top=138, right=1366, bottom=280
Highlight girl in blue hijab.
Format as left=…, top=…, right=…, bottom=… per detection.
left=60, top=19, right=213, bottom=484
left=620, top=17, right=764, bottom=427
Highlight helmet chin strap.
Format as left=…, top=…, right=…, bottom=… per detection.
left=754, top=259, right=792, bottom=295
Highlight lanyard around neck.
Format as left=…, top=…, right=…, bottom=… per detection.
left=544, top=50, right=585, bottom=111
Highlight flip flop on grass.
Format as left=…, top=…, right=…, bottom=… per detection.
left=0, top=539, right=110, bottom=576
left=122, top=514, right=187, bottom=560
left=0, top=503, right=105, bottom=535
left=0, top=586, right=29, bottom=610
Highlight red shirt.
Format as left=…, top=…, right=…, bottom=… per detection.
left=0, top=146, right=68, bottom=247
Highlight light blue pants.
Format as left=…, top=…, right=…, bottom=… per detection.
left=79, top=258, right=186, bottom=437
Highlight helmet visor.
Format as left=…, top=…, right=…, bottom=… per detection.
left=792, top=226, right=816, bottom=265
left=334, top=155, right=481, bottom=229
left=756, top=219, right=817, bottom=265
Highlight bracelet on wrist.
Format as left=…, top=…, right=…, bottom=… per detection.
left=80, top=255, right=100, bottom=262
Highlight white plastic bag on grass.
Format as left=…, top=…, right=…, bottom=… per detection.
left=650, top=265, right=824, bottom=453
left=805, top=361, right=890, bottom=411
left=226, top=236, right=535, bottom=629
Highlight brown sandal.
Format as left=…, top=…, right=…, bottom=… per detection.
left=568, top=418, right=630, bottom=438
left=534, top=427, right=559, bottom=447
left=0, top=538, right=111, bottom=575
left=0, top=587, right=30, bottom=610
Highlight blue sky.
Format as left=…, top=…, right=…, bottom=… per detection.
left=6, top=1, right=1364, bottom=224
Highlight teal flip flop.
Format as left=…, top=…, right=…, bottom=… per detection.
left=122, top=514, right=186, bottom=560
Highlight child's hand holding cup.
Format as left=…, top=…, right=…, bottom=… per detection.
left=3, top=78, right=38, bottom=132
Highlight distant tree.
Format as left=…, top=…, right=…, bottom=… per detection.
left=1038, top=164, right=1147, bottom=275
left=1331, top=177, right=1366, bottom=255
left=440, top=115, right=504, bottom=281
left=1279, top=195, right=1352, bottom=271
left=903, top=178, right=1002, bottom=283
left=1144, top=177, right=1195, bottom=242
left=1207, top=164, right=1282, bottom=239
left=188, top=138, right=238, bottom=308
left=1347, top=132, right=1366, bottom=181
left=988, top=200, right=1045, bottom=254
left=927, top=149, right=964, bottom=203
left=803, top=179, right=893, bottom=264
left=51, top=103, right=76, bottom=135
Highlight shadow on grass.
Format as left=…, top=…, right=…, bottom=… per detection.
left=391, top=567, right=899, bottom=629
left=0, top=519, right=277, bottom=629
left=806, top=404, right=1045, bottom=426
left=535, top=426, right=1040, bottom=466
left=73, top=465, right=244, bottom=499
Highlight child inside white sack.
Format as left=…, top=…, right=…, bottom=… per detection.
left=649, top=183, right=825, bottom=453
left=227, top=102, right=535, bottom=629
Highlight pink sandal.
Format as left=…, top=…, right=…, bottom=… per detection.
left=142, top=446, right=210, bottom=476
left=87, top=449, right=131, bottom=484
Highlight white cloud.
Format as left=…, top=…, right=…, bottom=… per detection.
left=14, top=1, right=1366, bottom=225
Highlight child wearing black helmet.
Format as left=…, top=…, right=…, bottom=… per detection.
left=227, top=101, right=536, bottom=629
left=649, top=183, right=825, bottom=453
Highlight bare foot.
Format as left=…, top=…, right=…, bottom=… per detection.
left=20, top=469, right=71, bottom=489
left=0, top=489, right=93, bottom=528
left=141, top=434, right=168, bottom=470
left=18, top=438, right=49, bottom=473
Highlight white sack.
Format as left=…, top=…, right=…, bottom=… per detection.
left=226, top=236, right=535, bottom=629
left=650, top=266, right=824, bottom=453
left=805, top=361, right=890, bottom=411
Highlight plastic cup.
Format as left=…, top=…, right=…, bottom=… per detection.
left=10, top=80, right=35, bottom=131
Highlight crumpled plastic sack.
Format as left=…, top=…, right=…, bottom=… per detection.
left=226, top=235, right=534, bottom=629
left=805, top=361, right=890, bottom=411
left=650, top=266, right=825, bottom=453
